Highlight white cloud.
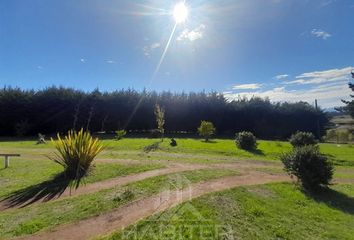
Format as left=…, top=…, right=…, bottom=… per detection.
left=225, top=66, right=354, bottom=108
left=311, top=29, right=331, bottom=40
left=224, top=84, right=351, bottom=108
left=177, top=24, right=206, bottom=42
left=232, top=83, right=262, bottom=90
left=284, top=66, right=353, bottom=85
left=274, top=74, right=289, bottom=80
left=143, top=42, right=161, bottom=56
left=80, top=58, right=86, bottom=63
left=106, top=60, right=116, bottom=64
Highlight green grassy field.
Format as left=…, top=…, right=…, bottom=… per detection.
left=0, top=169, right=238, bottom=239
left=101, top=183, right=354, bottom=240
left=0, top=158, right=164, bottom=198
left=0, top=137, right=354, bottom=240
left=0, top=138, right=353, bottom=165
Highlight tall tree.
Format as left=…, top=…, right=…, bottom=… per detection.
left=340, top=72, right=354, bottom=118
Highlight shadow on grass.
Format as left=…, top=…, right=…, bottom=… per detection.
left=202, top=140, right=217, bottom=144
left=248, top=148, right=265, bottom=156
left=0, top=173, right=71, bottom=209
left=305, top=187, right=354, bottom=215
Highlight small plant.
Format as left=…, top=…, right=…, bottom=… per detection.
left=113, top=189, right=134, bottom=202
left=143, top=141, right=161, bottom=153
left=115, top=130, right=127, bottom=140
left=197, top=121, right=216, bottom=142
left=235, top=131, right=257, bottom=150
left=36, top=133, right=46, bottom=144
left=50, top=129, right=104, bottom=189
left=281, top=145, right=333, bottom=190
left=170, top=138, right=177, bottom=147
left=289, top=131, right=317, bottom=148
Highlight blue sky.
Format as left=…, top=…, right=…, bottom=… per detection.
left=1, top=0, right=353, bottom=108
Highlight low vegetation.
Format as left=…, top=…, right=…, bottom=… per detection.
left=235, top=131, right=257, bottom=150
left=197, top=121, right=216, bottom=142
left=289, top=131, right=317, bottom=148
left=115, top=130, right=126, bottom=140
left=281, top=145, right=333, bottom=189
left=50, top=129, right=104, bottom=188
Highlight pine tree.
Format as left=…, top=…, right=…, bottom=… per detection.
left=341, top=72, right=354, bottom=118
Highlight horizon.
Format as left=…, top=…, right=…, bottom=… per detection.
left=1, top=0, right=354, bottom=108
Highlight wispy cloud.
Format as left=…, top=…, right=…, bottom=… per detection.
left=80, top=58, right=86, bottom=63
left=225, top=67, right=354, bottom=108
left=106, top=60, right=116, bottom=64
left=232, top=83, right=262, bottom=90
left=177, top=24, right=206, bottom=42
left=224, top=84, right=351, bottom=108
left=321, top=0, right=336, bottom=7
left=284, top=66, right=353, bottom=85
left=274, top=74, right=289, bottom=80
left=37, top=65, right=43, bottom=70
left=143, top=42, right=161, bottom=56
left=311, top=29, right=331, bottom=40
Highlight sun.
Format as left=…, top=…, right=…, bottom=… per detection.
left=173, top=2, right=188, bottom=24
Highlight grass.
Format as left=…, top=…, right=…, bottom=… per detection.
left=101, top=183, right=354, bottom=240
left=1, top=138, right=352, bottom=165
left=0, top=168, right=238, bottom=239
left=0, top=158, right=164, bottom=198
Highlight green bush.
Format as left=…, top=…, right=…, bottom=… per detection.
left=289, top=131, right=317, bottom=147
left=281, top=145, right=333, bottom=189
left=50, top=129, right=104, bottom=188
left=197, top=121, right=216, bottom=142
left=235, top=131, right=257, bottom=150
left=115, top=130, right=127, bottom=140
left=170, top=138, right=177, bottom=147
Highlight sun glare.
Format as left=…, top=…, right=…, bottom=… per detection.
left=173, top=2, right=188, bottom=24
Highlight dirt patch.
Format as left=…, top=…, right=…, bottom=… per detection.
left=17, top=172, right=289, bottom=240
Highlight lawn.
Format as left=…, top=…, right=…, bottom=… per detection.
left=0, top=157, right=164, bottom=198
left=1, top=138, right=353, bottom=165
left=101, top=183, right=354, bottom=240
left=0, top=137, right=353, bottom=240
left=0, top=168, right=238, bottom=239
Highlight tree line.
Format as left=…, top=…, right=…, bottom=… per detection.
left=0, top=86, right=329, bottom=139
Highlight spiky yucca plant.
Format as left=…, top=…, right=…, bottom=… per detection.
left=51, top=129, right=104, bottom=188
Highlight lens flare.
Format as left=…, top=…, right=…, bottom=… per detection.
left=173, top=2, right=188, bottom=24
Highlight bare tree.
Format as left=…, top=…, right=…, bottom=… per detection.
left=154, top=104, right=165, bottom=140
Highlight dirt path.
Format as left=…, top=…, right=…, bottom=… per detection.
left=0, top=159, right=283, bottom=210
left=18, top=172, right=289, bottom=240
left=0, top=163, right=209, bottom=210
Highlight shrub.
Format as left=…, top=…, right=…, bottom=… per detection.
left=235, top=131, right=257, bottom=150
left=197, top=121, right=216, bottom=142
left=115, top=130, right=127, bottom=140
left=281, top=145, right=333, bottom=189
left=289, top=131, right=317, bottom=147
left=50, top=129, right=104, bottom=188
left=170, top=138, right=177, bottom=147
